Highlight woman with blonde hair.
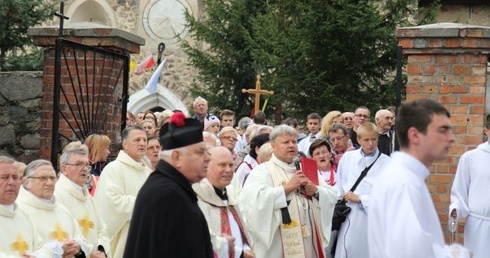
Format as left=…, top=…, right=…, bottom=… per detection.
left=84, top=134, right=111, bottom=195
left=320, top=110, right=342, bottom=138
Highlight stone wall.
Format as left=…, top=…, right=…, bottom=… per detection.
left=397, top=22, right=489, bottom=242
left=0, top=72, right=43, bottom=163
left=438, top=4, right=490, bottom=27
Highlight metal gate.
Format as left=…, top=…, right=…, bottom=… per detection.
left=50, top=37, right=129, bottom=166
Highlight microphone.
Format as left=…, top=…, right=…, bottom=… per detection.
left=293, top=156, right=301, bottom=170
left=294, top=151, right=306, bottom=170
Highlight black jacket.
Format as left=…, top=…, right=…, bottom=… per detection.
left=123, top=160, right=213, bottom=258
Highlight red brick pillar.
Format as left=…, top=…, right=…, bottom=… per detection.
left=397, top=23, right=490, bottom=242
left=29, top=27, right=144, bottom=160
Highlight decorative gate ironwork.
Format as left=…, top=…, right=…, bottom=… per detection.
left=51, top=35, right=129, bottom=166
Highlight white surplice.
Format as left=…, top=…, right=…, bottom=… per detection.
left=334, top=149, right=390, bottom=258
left=450, top=142, right=490, bottom=258
left=239, top=154, right=337, bottom=258
left=94, top=150, right=151, bottom=258
left=54, top=173, right=111, bottom=255
left=368, top=152, right=470, bottom=258
left=235, top=154, right=259, bottom=186
left=16, top=187, right=89, bottom=256
left=0, top=204, right=59, bottom=258
left=193, top=179, right=250, bottom=258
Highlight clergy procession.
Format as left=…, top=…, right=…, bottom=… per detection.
left=2, top=96, right=490, bottom=258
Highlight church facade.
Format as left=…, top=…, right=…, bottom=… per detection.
left=43, top=0, right=206, bottom=114
left=42, top=0, right=490, bottom=114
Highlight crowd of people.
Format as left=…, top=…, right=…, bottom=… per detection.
left=1, top=96, right=488, bottom=258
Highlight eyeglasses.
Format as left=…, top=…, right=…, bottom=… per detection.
left=65, top=163, right=92, bottom=170
left=147, top=145, right=161, bottom=151
left=355, top=114, right=369, bottom=119
left=0, top=174, right=20, bottom=182
left=220, top=136, right=238, bottom=142
left=28, top=175, right=58, bottom=183
left=330, top=135, right=346, bottom=142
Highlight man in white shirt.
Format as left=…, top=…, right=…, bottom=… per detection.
left=368, top=99, right=471, bottom=258
left=298, top=112, right=322, bottom=155
left=449, top=114, right=490, bottom=258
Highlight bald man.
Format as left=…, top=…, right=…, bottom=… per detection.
left=193, top=146, right=255, bottom=258
left=375, top=109, right=395, bottom=156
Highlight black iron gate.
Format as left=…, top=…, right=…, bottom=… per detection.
left=51, top=7, right=129, bottom=166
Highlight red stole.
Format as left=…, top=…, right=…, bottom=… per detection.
left=220, top=205, right=249, bottom=258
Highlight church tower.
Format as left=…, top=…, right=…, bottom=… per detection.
left=50, top=0, right=205, bottom=114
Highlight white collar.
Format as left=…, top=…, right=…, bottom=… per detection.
left=35, top=195, right=54, bottom=205
left=0, top=204, right=14, bottom=211
left=69, top=180, right=85, bottom=195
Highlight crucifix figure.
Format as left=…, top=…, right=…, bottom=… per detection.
left=242, top=75, right=274, bottom=112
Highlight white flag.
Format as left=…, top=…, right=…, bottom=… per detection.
left=145, top=58, right=167, bottom=94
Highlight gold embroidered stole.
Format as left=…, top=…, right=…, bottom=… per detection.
left=266, top=162, right=306, bottom=258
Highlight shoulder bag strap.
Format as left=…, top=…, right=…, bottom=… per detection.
left=348, top=151, right=382, bottom=192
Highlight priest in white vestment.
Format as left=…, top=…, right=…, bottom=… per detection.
left=0, top=156, right=58, bottom=258
left=193, top=146, right=255, bottom=258
left=334, top=123, right=390, bottom=258
left=17, top=159, right=90, bottom=257
left=239, top=125, right=337, bottom=258
left=449, top=119, right=490, bottom=258
left=55, top=142, right=111, bottom=257
left=368, top=99, right=471, bottom=258
left=94, top=125, right=151, bottom=258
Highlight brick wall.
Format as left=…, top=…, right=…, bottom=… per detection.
left=397, top=23, right=489, bottom=242
left=30, top=27, right=143, bottom=162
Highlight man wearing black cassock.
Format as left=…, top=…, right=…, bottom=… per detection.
left=123, top=112, right=214, bottom=258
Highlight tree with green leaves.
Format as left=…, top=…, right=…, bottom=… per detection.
left=0, top=0, right=54, bottom=71
left=182, top=0, right=439, bottom=121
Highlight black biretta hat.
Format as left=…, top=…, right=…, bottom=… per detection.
left=159, top=112, right=203, bottom=150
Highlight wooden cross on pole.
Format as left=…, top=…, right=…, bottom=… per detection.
left=242, top=75, right=274, bottom=112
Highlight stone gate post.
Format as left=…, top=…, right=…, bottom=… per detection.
left=397, top=22, right=490, bottom=242
left=29, top=27, right=144, bottom=160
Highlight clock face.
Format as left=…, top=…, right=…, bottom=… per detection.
left=142, top=0, right=192, bottom=43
